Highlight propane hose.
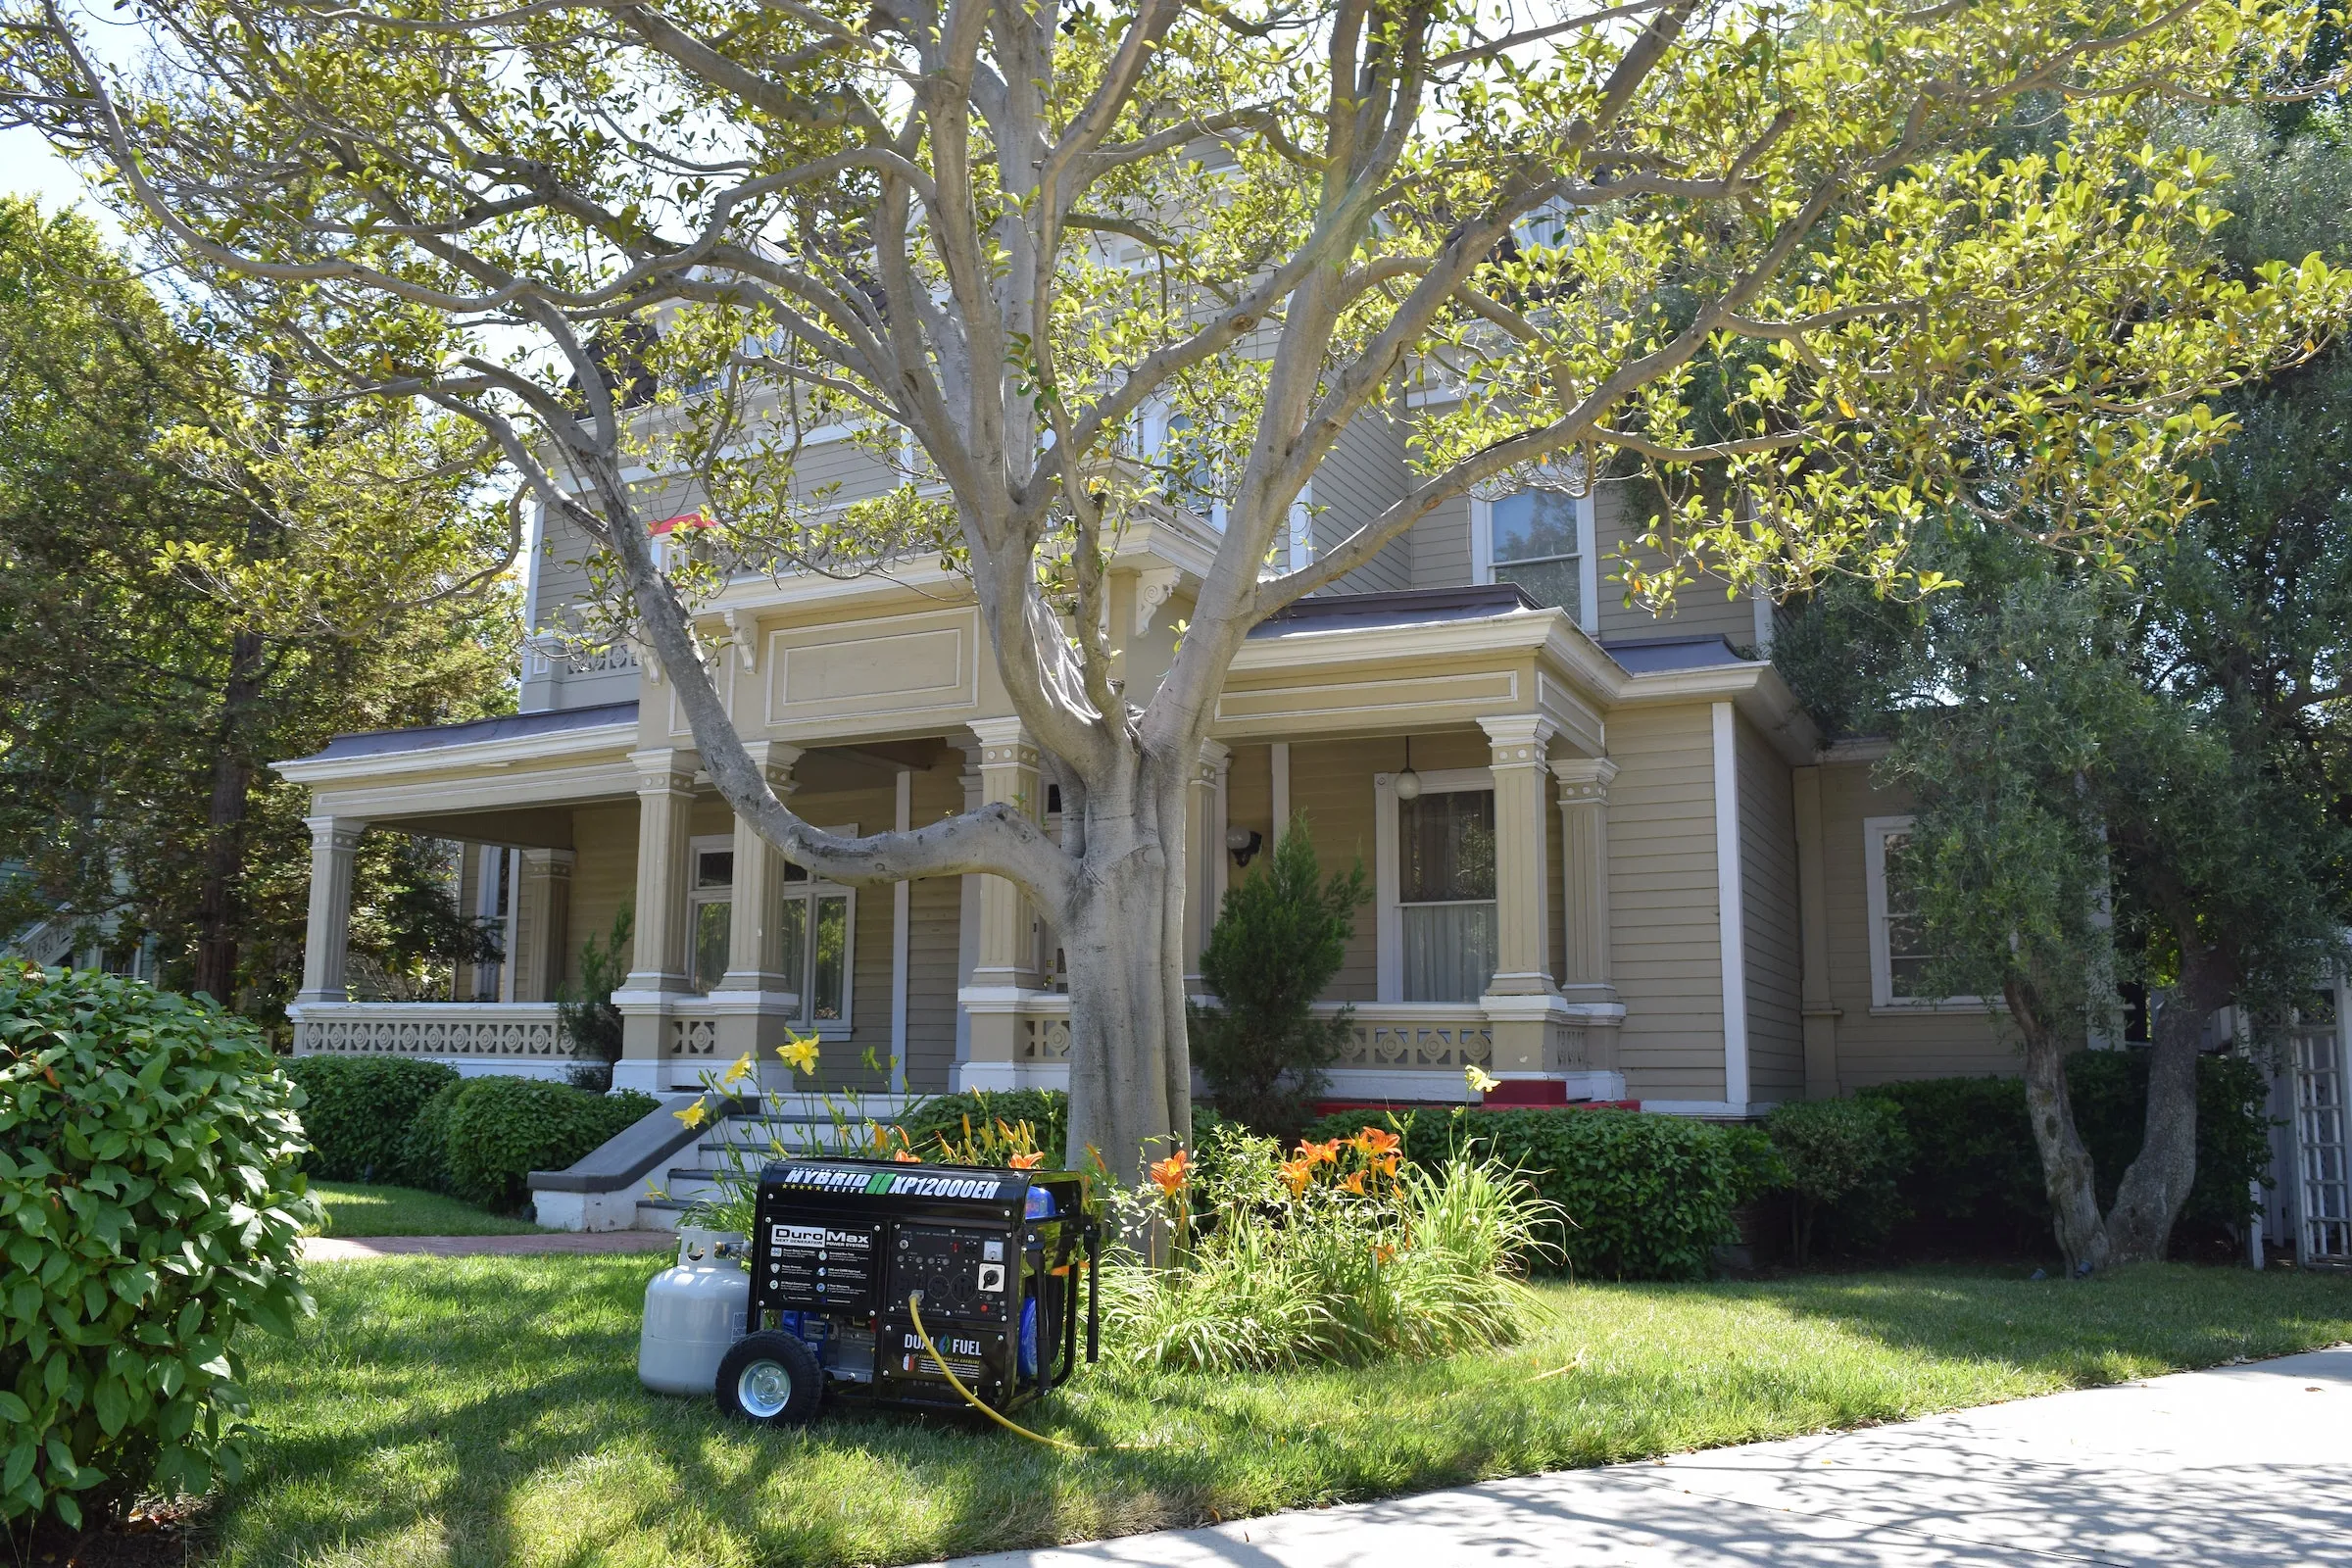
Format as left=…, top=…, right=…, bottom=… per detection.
left=906, top=1292, right=1094, bottom=1453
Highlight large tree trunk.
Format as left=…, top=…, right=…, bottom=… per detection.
left=2105, top=938, right=2231, bottom=1262
left=1060, top=769, right=1192, bottom=1188
left=190, top=626, right=264, bottom=1004
left=2007, top=974, right=2111, bottom=1274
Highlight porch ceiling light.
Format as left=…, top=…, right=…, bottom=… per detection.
left=1394, top=737, right=1423, bottom=803
left=1226, top=827, right=1264, bottom=867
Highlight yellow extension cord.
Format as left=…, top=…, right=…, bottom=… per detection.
left=905, top=1291, right=1099, bottom=1452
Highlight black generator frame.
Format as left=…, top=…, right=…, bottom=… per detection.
left=734, top=1155, right=1100, bottom=1423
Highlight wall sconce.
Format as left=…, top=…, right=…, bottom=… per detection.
left=1226, top=826, right=1264, bottom=867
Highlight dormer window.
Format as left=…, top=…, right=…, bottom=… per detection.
left=1472, top=485, right=1597, bottom=632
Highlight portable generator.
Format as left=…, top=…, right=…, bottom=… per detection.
left=714, top=1155, right=1099, bottom=1426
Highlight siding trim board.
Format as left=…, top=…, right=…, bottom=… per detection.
left=1712, top=701, right=1749, bottom=1114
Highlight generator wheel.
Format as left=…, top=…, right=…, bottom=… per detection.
left=716, top=1332, right=821, bottom=1426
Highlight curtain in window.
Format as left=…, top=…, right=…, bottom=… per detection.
left=1402, top=903, right=1497, bottom=1003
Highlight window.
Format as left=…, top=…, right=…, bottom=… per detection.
left=1375, top=770, right=1499, bottom=1004
left=1863, top=815, right=1977, bottom=1009
left=780, top=859, right=855, bottom=1031
left=1473, top=486, right=1596, bottom=631
left=688, top=841, right=735, bottom=994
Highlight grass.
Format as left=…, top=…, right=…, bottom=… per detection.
left=303, top=1181, right=546, bottom=1239
left=205, top=1255, right=2352, bottom=1568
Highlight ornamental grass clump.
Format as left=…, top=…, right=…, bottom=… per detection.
left=0, top=965, right=315, bottom=1531
left=1101, top=1123, right=1556, bottom=1374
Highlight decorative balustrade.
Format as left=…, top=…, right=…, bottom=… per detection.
left=290, top=1002, right=568, bottom=1060
left=1004, top=996, right=1506, bottom=1075
left=666, top=1013, right=720, bottom=1056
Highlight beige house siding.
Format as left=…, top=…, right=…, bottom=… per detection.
left=564, top=802, right=641, bottom=977
left=1412, top=493, right=1474, bottom=589
left=1815, top=760, right=2013, bottom=1086
left=1311, top=415, right=1411, bottom=594
left=1738, top=714, right=1804, bottom=1102
left=1605, top=704, right=1726, bottom=1101
left=1592, top=482, right=1757, bottom=648
left=904, top=760, right=968, bottom=1093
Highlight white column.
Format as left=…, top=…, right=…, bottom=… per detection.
left=891, top=766, right=912, bottom=1095
left=1186, top=738, right=1233, bottom=990
left=1712, top=701, right=1750, bottom=1114
left=967, top=718, right=1045, bottom=990
left=1270, top=741, right=1292, bottom=842
left=510, top=848, right=576, bottom=1004
left=1478, top=715, right=1558, bottom=997
left=295, top=815, right=367, bottom=1003
left=625, top=749, right=698, bottom=994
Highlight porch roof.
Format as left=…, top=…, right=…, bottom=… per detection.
left=1249, top=582, right=1542, bottom=637
left=1600, top=634, right=1757, bottom=674
left=305, top=701, right=639, bottom=762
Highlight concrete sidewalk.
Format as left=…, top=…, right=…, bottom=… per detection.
left=945, top=1345, right=2352, bottom=1567
left=300, top=1230, right=675, bottom=1260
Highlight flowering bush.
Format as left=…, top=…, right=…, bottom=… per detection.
left=1101, top=1122, right=1556, bottom=1373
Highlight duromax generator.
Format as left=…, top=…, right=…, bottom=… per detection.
left=714, top=1156, right=1100, bottom=1426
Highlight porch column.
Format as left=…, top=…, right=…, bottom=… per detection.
left=295, top=814, right=367, bottom=1003
left=960, top=719, right=1044, bottom=1089
left=618, top=750, right=697, bottom=1085
left=717, top=742, right=803, bottom=993
left=1185, top=738, right=1232, bottom=991
left=1479, top=715, right=1558, bottom=997
left=509, top=848, right=575, bottom=1004
left=968, top=719, right=1045, bottom=989
left=1550, top=758, right=1618, bottom=1005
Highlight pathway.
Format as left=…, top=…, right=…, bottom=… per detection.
left=941, top=1344, right=2352, bottom=1567
left=300, top=1230, right=676, bottom=1261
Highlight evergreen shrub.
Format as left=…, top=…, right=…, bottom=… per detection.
left=442, top=1077, right=656, bottom=1208
left=1764, top=1098, right=1911, bottom=1262
left=1302, top=1105, right=1747, bottom=1280
left=0, top=967, right=314, bottom=1530
left=397, top=1079, right=465, bottom=1191
left=277, top=1055, right=458, bottom=1181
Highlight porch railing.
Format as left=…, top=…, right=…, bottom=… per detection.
left=290, top=1001, right=569, bottom=1062
left=1011, top=997, right=1499, bottom=1071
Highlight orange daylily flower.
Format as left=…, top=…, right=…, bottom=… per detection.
left=1374, top=1152, right=1401, bottom=1179
left=1148, top=1148, right=1191, bottom=1196
left=891, top=1148, right=923, bottom=1163
left=1339, top=1169, right=1368, bottom=1196
left=1008, top=1151, right=1047, bottom=1170
left=1357, top=1127, right=1402, bottom=1158
left=1372, top=1242, right=1396, bottom=1265
left=1298, top=1138, right=1342, bottom=1167
left=1278, top=1158, right=1312, bottom=1197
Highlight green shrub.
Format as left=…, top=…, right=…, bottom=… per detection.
left=556, top=906, right=631, bottom=1091
left=1102, top=1123, right=1554, bottom=1372
left=1764, top=1099, right=1911, bottom=1262
left=397, top=1079, right=465, bottom=1191
left=443, top=1077, right=656, bottom=1208
left=1861, top=1051, right=2277, bottom=1252
left=0, top=967, right=314, bottom=1530
left=897, top=1089, right=1070, bottom=1167
left=1189, top=817, right=1369, bottom=1137
left=277, top=1056, right=458, bottom=1181
left=1303, top=1105, right=1747, bottom=1281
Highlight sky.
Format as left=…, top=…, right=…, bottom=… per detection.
left=2, top=125, right=122, bottom=238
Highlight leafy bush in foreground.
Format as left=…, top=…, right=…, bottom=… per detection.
left=1102, top=1123, right=1554, bottom=1373
left=0, top=967, right=314, bottom=1530
left=277, top=1055, right=457, bottom=1181
left=443, top=1076, right=656, bottom=1208
left=1305, top=1105, right=1748, bottom=1281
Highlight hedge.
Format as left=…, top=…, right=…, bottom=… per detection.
left=1303, top=1105, right=1747, bottom=1281
left=277, top=1056, right=458, bottom=1181
left=398, top=1078, right=466, bottom=1191
left=443, top=1076, right=657, bottom=1208
left=1860, top=1050, right=2274, bottom=1250
left=0, top=967, right=314, bottom=1530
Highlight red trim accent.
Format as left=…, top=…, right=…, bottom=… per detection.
left=650, top=511, right=714, bottom=535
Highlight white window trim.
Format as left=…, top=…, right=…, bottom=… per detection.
left=1862, top=814, right=1984, bottom=1012
left=1470, top=489, right=1598, bottom=634
left=1373, top=765, right=1495, bottom=1004
left=780, top=821, right=858, bottom=1036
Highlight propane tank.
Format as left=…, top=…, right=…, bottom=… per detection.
left=638, top=1227, right=750, bottom=1396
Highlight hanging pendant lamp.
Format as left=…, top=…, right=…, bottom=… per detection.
left=1394, top=736, right=1423, bottom=802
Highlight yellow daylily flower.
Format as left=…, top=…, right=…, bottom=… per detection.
left=720, top=1051, right=757, bottom=1089
left=1464, top=1064, right=1500, bottom=1096
left=673, top=1100, right=709, bottom=1130
left=777, top=1035, right=820, bottom=1075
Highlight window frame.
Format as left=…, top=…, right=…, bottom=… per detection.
left=685, top=834, right=737, bottom=996
left=1373, top=766, right=1497, bottom=1004
left=1862, top=814, right=1982, bottom=1012
left=777, top=822, right=858, bottom=1036
left=1470, top=486, right=1598, bottom=634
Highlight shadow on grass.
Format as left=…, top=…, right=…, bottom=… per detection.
left=212, top=1256, right=2352, bottom=1568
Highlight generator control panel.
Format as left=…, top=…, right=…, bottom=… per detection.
left=889, top=1225, right=1009, bottom=1323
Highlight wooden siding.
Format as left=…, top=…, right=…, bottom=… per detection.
left=1816, top=760, right=2012, bottom=1085
left=1312, top=415, right=1411, bottom=594
left=1738, top=713, right=1804, bottom=1101
left=1592, top=482, right=1757, bottom=647
left=1605, top=705, right=1727, bottom=1102
left=904, top=761, right=967, bottom=1093
left=564, top=802, right=641, bottom=976
left=1412, top=493, right=1474, bottom=589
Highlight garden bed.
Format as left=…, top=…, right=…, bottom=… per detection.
left=194, top=1257, right=2352, bottom=1567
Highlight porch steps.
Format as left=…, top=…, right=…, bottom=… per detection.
left=634, top=1096, right=917, bottom=1230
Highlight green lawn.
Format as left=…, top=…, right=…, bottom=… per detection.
left=303, top=1181, right=546, bottom=1238
left=209, top=1256, right=2352, bottom=1568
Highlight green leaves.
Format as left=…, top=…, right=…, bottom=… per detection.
left=0, top=966, right=316, bottom=1530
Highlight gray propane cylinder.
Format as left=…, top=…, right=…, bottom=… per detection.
left=637, top=1227, right=750, bottom=1396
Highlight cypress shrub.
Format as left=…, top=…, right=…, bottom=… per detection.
left=277, top=1055, right=458, bottom=1181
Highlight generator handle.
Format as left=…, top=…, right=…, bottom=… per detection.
left=1084, top=1214, right=1101, bottom=1365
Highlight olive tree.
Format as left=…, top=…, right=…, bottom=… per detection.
left=5, top=0, right=2344, bottom=1177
